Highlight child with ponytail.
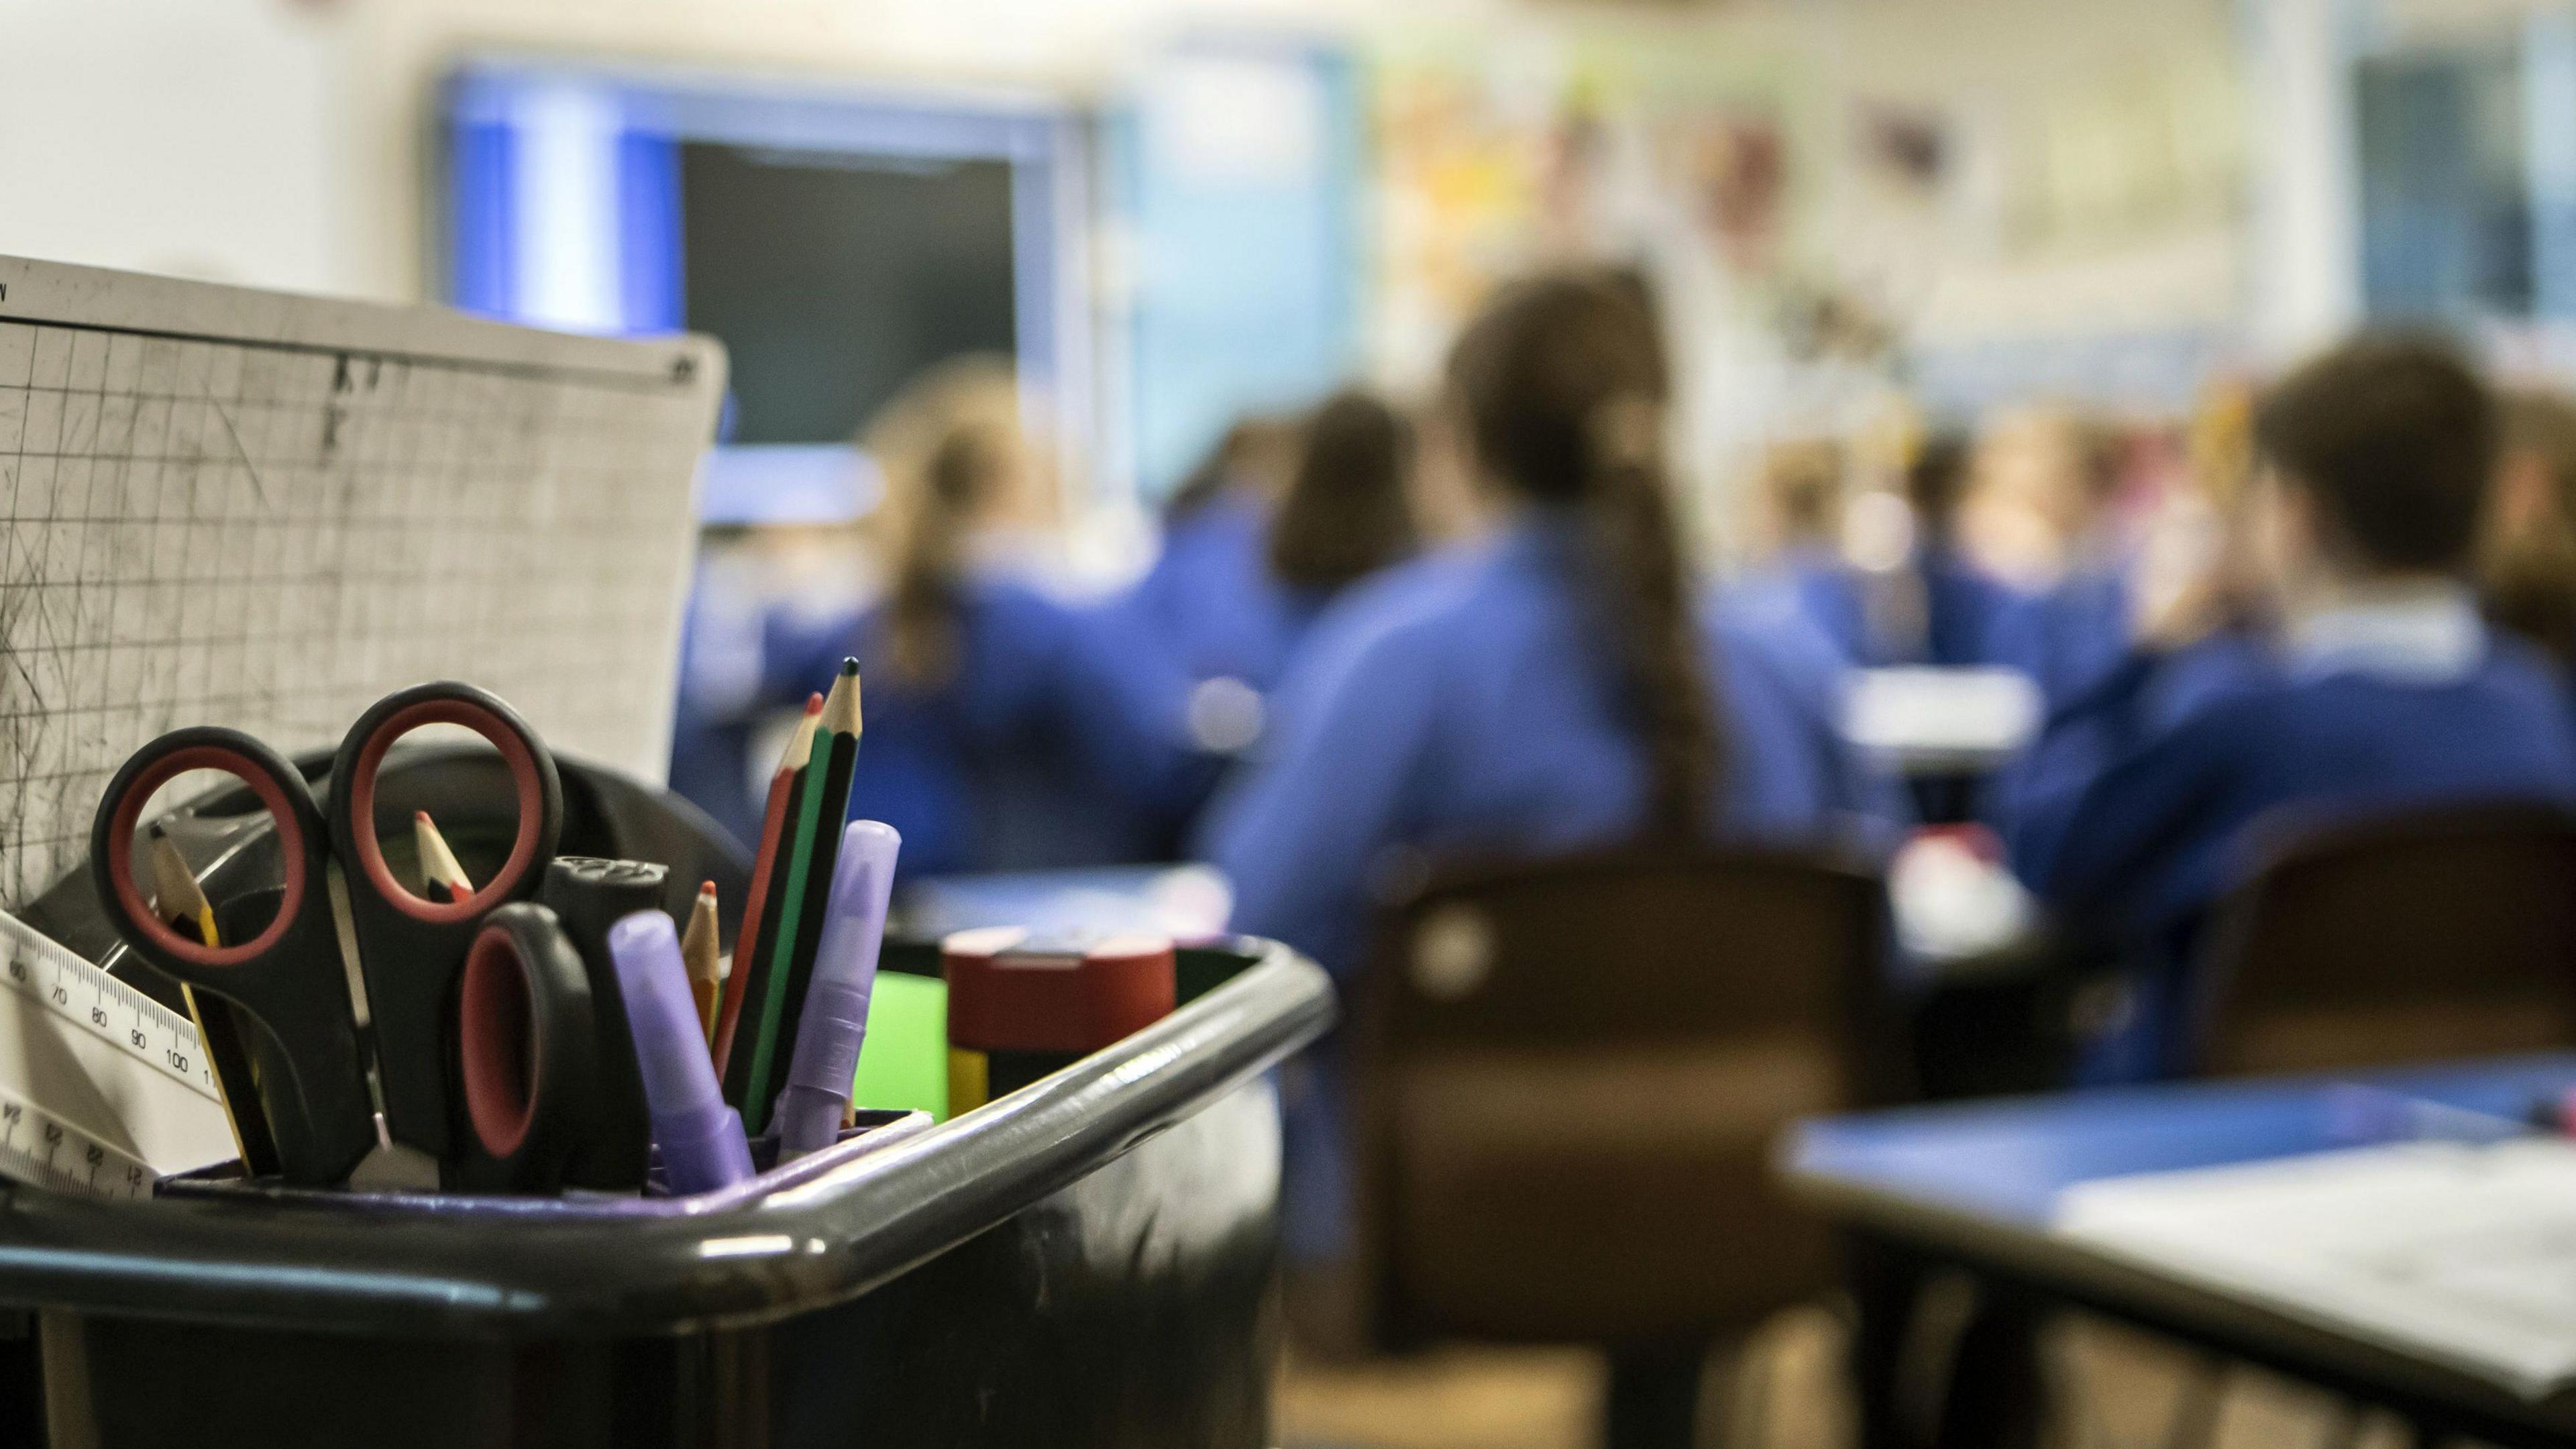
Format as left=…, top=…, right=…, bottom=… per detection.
left=1205, top=273, right=1882, bottom=981
left=761, top=358, right=1189, bottom=876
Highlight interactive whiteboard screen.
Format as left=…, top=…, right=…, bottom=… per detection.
left=0, top=256, right=726, bottom=908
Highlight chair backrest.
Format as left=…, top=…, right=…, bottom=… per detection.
left=2196, top=802, right=2576, bottom=1077
left=1349, top=845, right=1897, bottom=1347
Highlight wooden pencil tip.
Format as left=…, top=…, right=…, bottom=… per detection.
left=805, top=692, right=824, bottom=713
left=819, top=662, right=863, bottom=735
left=699, top=880, right=717, bottom=897
left=414, top=810, right=431, bottom=824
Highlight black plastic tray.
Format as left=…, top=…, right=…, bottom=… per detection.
left=5, top=938, right=1334, bottom=1448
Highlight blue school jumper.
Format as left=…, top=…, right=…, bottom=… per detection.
left=1744, top=545, right=2021, bottom=669
left=1991, top=561, right=2134, bottom=708
left=1202, top=515, right=1892, bottom=1260
left=1118, top=490, right=1330, bottom=696
left=1207, top=518, right=1892, bottom=981
left=2006, top=588, right=2576, bottom=1080
left=763, top=578, right=1193, bottom=879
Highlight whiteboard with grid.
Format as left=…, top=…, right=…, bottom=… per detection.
left=0, top=256, right=726, bottom=909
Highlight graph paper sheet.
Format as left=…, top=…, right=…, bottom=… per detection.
left=0, top=256, right=726, bottom=909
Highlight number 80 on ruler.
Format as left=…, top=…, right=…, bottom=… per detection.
left=0, top=912, right=219, bottom=1100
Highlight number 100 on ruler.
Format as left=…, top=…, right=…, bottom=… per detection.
left=0, top=910, right=234, bottom=1198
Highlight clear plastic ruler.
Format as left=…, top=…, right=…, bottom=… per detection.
left=0, top=910, right=233, bottom=1197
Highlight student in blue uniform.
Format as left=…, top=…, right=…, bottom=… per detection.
left=1988, top=418, right=2137, bottom=708
left=1118, top=415, right=1299, bottom=676
left=1205, top=274, right=1886, bottom=981
left=1900, top=433, right=2024, bottom=668
left=2006, top=336, right=2576, bottom=1081
left=1108, top=393, right=1420, bottom=852
left=761, top=360, right=1190, bottom=878
left=1745, top=433, right=2019, bottom=671
left=1202, top=272, right=1886, bottom=1292
left=1118, top=391, right=1418, bottom=702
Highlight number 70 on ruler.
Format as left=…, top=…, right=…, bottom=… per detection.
left=0, top=912, right=219, bottom=1100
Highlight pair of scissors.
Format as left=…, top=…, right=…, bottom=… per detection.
left=91, top=682, right=572, bottom=1187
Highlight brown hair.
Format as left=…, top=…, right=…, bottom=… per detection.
left=2255, top=334, right=2498, bottom=574
left=1163, top=415, right=1299, bottom=526
left=1269, top=390, right=1418, bottom=592
left=1447, top=273, right=1721, bottom=839
left=867, top=357, right=1027, bottom=686
left=1904, top=431, right=1974, bottom=545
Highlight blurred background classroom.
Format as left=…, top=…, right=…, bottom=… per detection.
left=19, top=0, right=2576, bottom=1445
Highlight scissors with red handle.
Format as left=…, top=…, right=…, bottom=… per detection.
left=91, top=681, right=568, bottom=1186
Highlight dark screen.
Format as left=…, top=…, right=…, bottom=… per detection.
left=680, top=144, right=1017, bottom=445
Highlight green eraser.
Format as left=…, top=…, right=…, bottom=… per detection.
left=850, top=970, right=950, bottom=1122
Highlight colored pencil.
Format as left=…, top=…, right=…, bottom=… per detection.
left=763, top=671, right=866, bottom=1122
left=715, top=692, right=822, bottom=1087
left=413, top=810, right=472, bottom=905
left=682, top=879, right=722, bottom=1047
left=739, top=659, right=861, bottom=1127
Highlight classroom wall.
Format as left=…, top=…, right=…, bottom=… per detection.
left=0, top=0, right=2345, bottom=380
left=0, top=0, right=362, bottom=294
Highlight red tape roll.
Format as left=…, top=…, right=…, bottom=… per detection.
left=943, top=928, right=1177, bottom=1055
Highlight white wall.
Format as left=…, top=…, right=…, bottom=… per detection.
left=0, top=0, right=359, bottom=294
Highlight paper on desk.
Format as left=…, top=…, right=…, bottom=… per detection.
left=2057, top=1139, right=2576, bottom=1399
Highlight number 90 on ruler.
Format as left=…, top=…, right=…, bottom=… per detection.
left=1, top=912, right=219, bottom=1099
left=0, top=909, right=233, bottom=1200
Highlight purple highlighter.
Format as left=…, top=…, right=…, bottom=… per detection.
left=606, top=909, right=755, bottom=1194
left=771, top=820, right=903, bottom=1160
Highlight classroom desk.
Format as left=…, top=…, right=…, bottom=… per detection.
left=1784, top=1056, right=2576, bottom=1448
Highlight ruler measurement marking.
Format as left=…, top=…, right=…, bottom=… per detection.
left=0, top=914, right=217, bottom=1101
left=0, top=1089, right=153, bottom=1201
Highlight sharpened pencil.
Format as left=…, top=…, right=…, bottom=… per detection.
left=146, top=823, right=282, bottom=1178
left=683, top=879, right=722, bottom=1046
left=762, top=664, right=865, bottom=1124
left=413, top=810, right=473, bottom=905
left=738, top=658, right=861, bottom=1128
left=715, top=692, right=823, bottom=1085
left=146, top=823, right=219, bottom=949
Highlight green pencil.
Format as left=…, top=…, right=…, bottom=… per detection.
left=741, top=659, right=861, bottom=1126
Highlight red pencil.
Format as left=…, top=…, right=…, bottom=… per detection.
left=712, top=692, right=822, bottom=1075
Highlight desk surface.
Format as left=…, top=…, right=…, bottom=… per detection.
left=1785, top=1056, right=2576, bottom=1444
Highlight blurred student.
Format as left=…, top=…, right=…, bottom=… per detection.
left=1737, top=438, right=1862, bottom=641
left=1988, top=417, right=2139, bottom=706
left=1205, top=273, right=1883, bottom=983
left=2007, top=336, right=2576, bottom=1080
left=1203, top=274, right=1882, bottom=1281
left=1121, top=415, right=1299, bottom=667
left=763, top=358, right=1186, bottom=877
left=1896, top=432, right=2023, bottom=667
left=2481, top=390, right=2576, bottom=666
left=1120, top=392, right=1418, bottom=700
left=1749, top=432, right=2018, bottom=670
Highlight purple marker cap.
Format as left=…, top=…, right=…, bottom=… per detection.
left=607, top=908, right=754, bottom=1194
left=771, top=820, right=902, bottom=1159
